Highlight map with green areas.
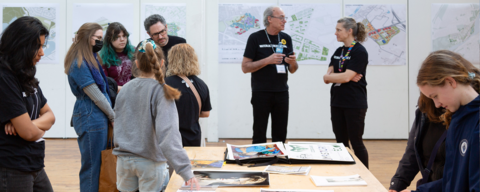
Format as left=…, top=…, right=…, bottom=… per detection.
left=281, top=4, right=341, bottom=64
left=3, top=6, right=57, bottom=62
left=432, top=4, right=480, bottom=65
left=345, top=4, right=407, bottom=65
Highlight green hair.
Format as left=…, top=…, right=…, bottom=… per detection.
left=100, top=22, right=135, bottom=68
left=100, top=43, right=134, bottom=68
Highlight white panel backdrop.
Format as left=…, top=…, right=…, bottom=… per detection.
left=0, top=0, right=478, bottom=140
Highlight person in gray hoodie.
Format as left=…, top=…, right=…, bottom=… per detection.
left=113, top=39, right=199, bottom=191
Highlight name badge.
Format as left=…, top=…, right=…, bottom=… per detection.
left=334, top=83, right=341, bottom=87
left=276, top=64, right=286, bottom=74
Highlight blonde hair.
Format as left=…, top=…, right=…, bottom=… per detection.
left=166, top=43, right=200, bottom=77
left=417, top=50, right=480, bottom=128
left=64, top=23, right=103, bottom=74
left=135, top=42, right=180, bottom=100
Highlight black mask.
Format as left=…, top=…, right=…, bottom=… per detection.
left=92, top=39, right=103, bottom=53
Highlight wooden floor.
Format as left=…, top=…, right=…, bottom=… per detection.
left=44, top=139, right=421, bottom=191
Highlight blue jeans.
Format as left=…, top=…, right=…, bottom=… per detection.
left=116, top=156, right=169, bottom=192
left=73, top=112, right=108, bottom=192
left=0, top=167, right=53, bottom=192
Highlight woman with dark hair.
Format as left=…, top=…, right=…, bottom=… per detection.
left=389, top=93, right=446, bottom=192
left=65, top=22, right=114, bottom=192
left=0, top=16, right=55, bottom=191
left=100, top=22, right=135, bottom=92
left=323, top=17, right=369, bottom=168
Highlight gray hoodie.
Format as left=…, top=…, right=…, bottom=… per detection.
left=113, top=78, right=194, bottom=181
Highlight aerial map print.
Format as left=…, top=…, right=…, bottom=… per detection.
left=345, top=4, right=407, bottom=65
left=3, top=4, right=58, bottom=63
left=432, top=4, right=480, bottom=65
left=218, top=3, right=273, bottom=63
left=281, top=4, right=341, bottom=65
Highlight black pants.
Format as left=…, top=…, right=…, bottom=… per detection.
left=251, top=91, right=289, bottom=144
left=0, top=167, right=53, bottom=192
left=331, top=106, right=369, bottom=168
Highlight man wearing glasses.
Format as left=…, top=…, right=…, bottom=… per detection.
left=138, top=14, right=186, bottom=70
left=242, top=6, right=298, bottom=144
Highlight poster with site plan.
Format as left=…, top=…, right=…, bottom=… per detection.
left=141, top=3, right=186, bottom=40
left=218, top=3, right=274, bottom=63
left=432, top=4, right=480, bottom=65
left=280, top=3, right=341, bottom=64
left=72, top=3, right=134, bottom=42
left=2, top=4, right=59, bottom=64
left=345, top=4, right=407, bottom=65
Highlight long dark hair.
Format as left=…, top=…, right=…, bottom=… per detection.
left=0, top=16, right=49, bottom=95
left=100, top=22, right=135, bottom=68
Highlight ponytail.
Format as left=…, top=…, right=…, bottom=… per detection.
left=355, top=22, right=367, bottom=42
left=337, top=17, right=368, bottom=43
left=136, top=41, right=181, bottom=100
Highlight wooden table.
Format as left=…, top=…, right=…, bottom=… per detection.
left=166, top=147, right=387, bottom=192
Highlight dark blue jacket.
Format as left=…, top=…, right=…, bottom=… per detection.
left=390, top=109, right=445, bottom=191
left=415, top=96, right=480, bottom=192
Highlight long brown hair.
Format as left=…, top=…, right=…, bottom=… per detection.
left=136, top=41, right=180, bottom=100
left=417, top=50, right=480, bottom=128
left=418, top=93, right=443, bottom=123
left=166, top=43, right=201, bottom=77
left=64, top=23, right=103, bottom=74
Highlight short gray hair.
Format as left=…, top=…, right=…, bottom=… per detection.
left=263, top=6, right=277, bottom=27
left=144, top=14, right=167, bottom=33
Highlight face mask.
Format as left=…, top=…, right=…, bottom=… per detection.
left=92, top=39, right=103, bottom=53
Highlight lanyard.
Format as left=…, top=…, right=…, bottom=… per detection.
left=338, top=41, right=356, bottom=72
left=264, top=29, right=281, bottom=53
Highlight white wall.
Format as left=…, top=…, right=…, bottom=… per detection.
left=408, top=0, right=479, bottom=130
left=1, top=0, right=477, bottom=140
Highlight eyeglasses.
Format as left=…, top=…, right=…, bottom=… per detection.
left=151, top=29, right=167, bottom=37
left=270, top=16, right=288, bottom=21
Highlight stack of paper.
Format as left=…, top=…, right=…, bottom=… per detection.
left=264, top=165, right=311, bottom=175
left=310, top=174, right=367, bottom=186
left=261, top=189, right=334, bottom=192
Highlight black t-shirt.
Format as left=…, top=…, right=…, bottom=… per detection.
left=165, top=75, right=212, bottom=139
left=243, top=30, right=293, bottom=92
left=135, top=35, right=186, bottom=70
left=0, top=68, right=47, bottom=172
left=328, top=43, right=368, bottom=108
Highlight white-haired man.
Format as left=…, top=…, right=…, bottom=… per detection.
left=242, top=6, right=298, bottom=144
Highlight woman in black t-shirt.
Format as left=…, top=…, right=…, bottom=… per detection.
left=165, top=43, right=212, bottom=147
left=0, top=16, right=55, bottom=191
left=323, top=17, right=369, bottom=168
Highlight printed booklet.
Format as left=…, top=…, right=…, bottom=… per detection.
left=224, top=142, right=355, bottom=165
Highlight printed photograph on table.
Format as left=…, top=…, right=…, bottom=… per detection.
left=1, top=3, right=59, bottom=64
left=261, top=189, right=334, bottom=192
left=190, top=160, right=225, bottom=169
left=226, top=142, right=287, bottom=160
left=191, top=170, right=270, bottom=187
